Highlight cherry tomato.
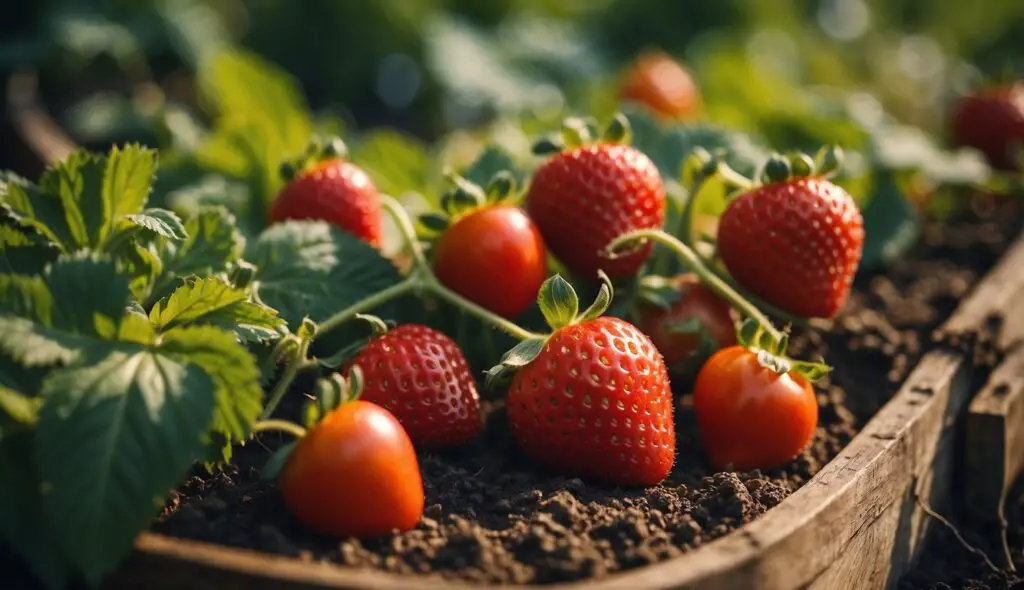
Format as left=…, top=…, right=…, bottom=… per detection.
left=637, top=273, right=736, bottom=371
left=692, top=346, right=818, bottom=471
left=279, top=400, right=424, bottom=538
left=619, top=50, right=701, bottom=121
left=433, top=204, right=547, bottom=319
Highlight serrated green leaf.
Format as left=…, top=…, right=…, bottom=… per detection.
left=537, top=274, right=579, bottom=330
left=36, top=342, right=217, bottom=585
left=150, top=276, right=284, bottom=342
left=2, top=177, right=75, bottom=250
left=103, top=144, right=158, bottom=222
left=46, top=254, right=131, bottom=339
left=0, top=316, right=87, bottom=367
left=125, top=208, right=187, bottom=240
left=159, top=326, right=263, bottom=447
left=0, top=435, right=72, bottom=590
left=352, top=130, right=432, bottom=199
left=0, top=240, right=59, bottom=275
left=248, top=221, right=402, bottom=327
left=39, top=150, right=107, bottom=249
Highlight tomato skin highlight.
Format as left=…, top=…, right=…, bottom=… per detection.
left=278, top=401, right=424, bottom=538
left=692, top=346, right=818, bottom=472
left=636, top=273, right=736, bottom=370
left=433, top=204, right=548, bottom=319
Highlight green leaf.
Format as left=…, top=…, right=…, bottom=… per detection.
left=791, top=359, right=833, bottom=382
left=860, top=174, right=921, bottom=270
left=461, top=146, right=519, bottom=189
left=35, top=342, right=217, bottom=585
left=150, top=276, right=284, bottom=342
left=2, top=172, right=78, bottom=251
left=537, top=274, right=579, bottom=330
left=124, top=208, right=187, bottom=241
left=46, top=254, right=131, bottom=339
left=39, top=150, right=107, bottom=249
left=0, top=435, right=72, bottom=590
left=248, top=221, right=402, bottom=327
left=578, top=271, right=614, bottom=322
left=351, top=130, right=432, bottom=199
left=102, top=144, right=158, bottom=223
left=259, top=441, right=297, bottom=482
left=147, top=207, right=245, bottom=304
left=159, top=326, right=263, bottom=448
left=483, top=336, right=547, bottom=390
left=0, top=315, right=87, bottom=367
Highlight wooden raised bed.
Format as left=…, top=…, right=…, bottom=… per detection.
left=7, top=71, right=1022, bottom=590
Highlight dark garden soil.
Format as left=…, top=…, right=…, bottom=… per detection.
left=899, top=476, right=1024, bottom=590
left=149, top=194, right=1024, bottom=586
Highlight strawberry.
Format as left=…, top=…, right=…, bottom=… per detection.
left=716, top=152, right=864, bottom=319
left=950, top=82, right=1024, bottom=171
left=526, top=115, right=666, bottom=282
left=619, top=50, right=701, bottom=121
left=486, top=273, right=675, bottom=486
left=269, top=138, right=383, bottom=246
left=344, top=322, right=482, bottom=450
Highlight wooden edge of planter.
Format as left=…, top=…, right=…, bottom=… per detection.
left=105, top=228, right=1024, bottom=590
left=5, top=70, right=76, bottom=171
left=965, top=343, right=1024, bottom=521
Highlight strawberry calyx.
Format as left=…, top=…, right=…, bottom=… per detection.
left=483, top=271, right=614, bottom=389
left=531, top=112, right=634, bottom=156
left=416, top=170, right=518, bottom=238
left=759, top=145, right=845, bottom=186
left=735, top=318, right=831, bottom=382
left=279, top=136, right=349, bottom=182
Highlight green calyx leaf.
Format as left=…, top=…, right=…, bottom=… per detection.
left=353, top=313, right=390, bottom=338
left=485, top=171, right=517, bottom=202
left=761, top=153, right=792, bottom=185
left=579, top=270, right=614, bottom=322
left=532, top=136, right=565, bottom=156
left=561, top=116, right=594, bottom=149
left=788, top=152, right=816, bottom=178
left=484, top=336, right=547, bottom=390
left=279, top=136, right=348, bottom=181
left=297, top=317, right=318, bottom=341
left=445, top=171, right=487, bottom=209
left=602, top=112, right=633, bottom=145
left=814, top=145, right=845, bottom=178
left=537, top=275, right=579, bottom=330
left=735, top=318, right=831, bottom=382
left=418, top=212, right=451, bottom=235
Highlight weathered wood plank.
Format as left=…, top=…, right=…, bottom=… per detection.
left=965, top=345, right=1024, bottom=521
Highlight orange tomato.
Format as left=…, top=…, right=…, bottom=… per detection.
left=279, top=400, right=424, bottom=538
left=692, top=346, right=818, bottom=471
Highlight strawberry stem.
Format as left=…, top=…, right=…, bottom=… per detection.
left=261, top=335, right=312, bottom=420
left=607, top=229, right=782, bottom=342
left=252, top=419, right=308, bottom=440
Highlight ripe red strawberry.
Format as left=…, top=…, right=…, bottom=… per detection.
left=717, top=158, right=864, bottom=319
left=950, top=83, right=1024, bottom=171
left=269, top=138, right=383, bottom=246
left=487, top=274, right=675, bottom=486
left=526, top=117, right=665, bottom=281
left=345, top=323, right=482, bottom=450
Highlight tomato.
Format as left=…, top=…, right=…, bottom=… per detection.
left=636, top=273, right=736, bottom=371
left=433, top=204, right=548, bottom=318
left=278, top=400, right=424, bottom=538
left=692, top=346, right=818, bottom=471
left=619, top=50, right=701, bottom=121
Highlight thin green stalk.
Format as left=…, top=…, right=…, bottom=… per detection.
left=252, top=419, right=307, bottom=439
left=261, top=338, right=310, bottom=420
left=608, top=229, right=782, bottom=342
left=424, top=276, right=541, bottom=341
left=317, top=277, right=417, bottom=335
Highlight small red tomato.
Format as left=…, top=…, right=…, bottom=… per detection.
left=619, top=50, right=701, bottom=121
left=433, top=204, right=547, bottom=318
left=692, top=346, right=818, bottom=472
left=950, top=83, right=1024, bottom=171
left=279, top=400, right=424, bottom=538
left=636, top=273, right=736, bottom=370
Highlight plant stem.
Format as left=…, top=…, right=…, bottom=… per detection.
left=608, top=229, right=782, bottom=342
left=252, top=419, right=308, bottom=439
left=317, top=277, right=417, bottom=335
left=424, top=276, right=541, bottom=341
left=261, top=338, right=310, bottom=420
left=380, top=194, right=430, bottom=269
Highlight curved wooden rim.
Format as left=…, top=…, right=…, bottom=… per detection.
left=9, top=71, right=1021, bottom=589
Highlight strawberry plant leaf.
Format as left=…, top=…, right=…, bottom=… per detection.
left=35, top=342, right=216, bottom=586
left=158, top=326, right=264, bottom=459
left=247, top=221, right=402, bottom=327
left=461, top=146, right=520, bottom=189
left=259, top=441, right=297, bottom=482
left=0, top=382, right=40, bottom=438
left=0, top=435, right=71, bottom=590
left=352, top=130, right=433, bottom=199
left=39, top=150, right=109, bottom=249
left=150, top=276, right=284, bottom=343
left=2, top=169, right=80, bottom=251
left=860, top=173, right=921, bottom=270
left=45, top=254, right=131, bottom=339
left=102, top=144, right=158, bottom=223
left=537, top=274, right=579, bottom=330
left=125, top=208, right=188, bottom=241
